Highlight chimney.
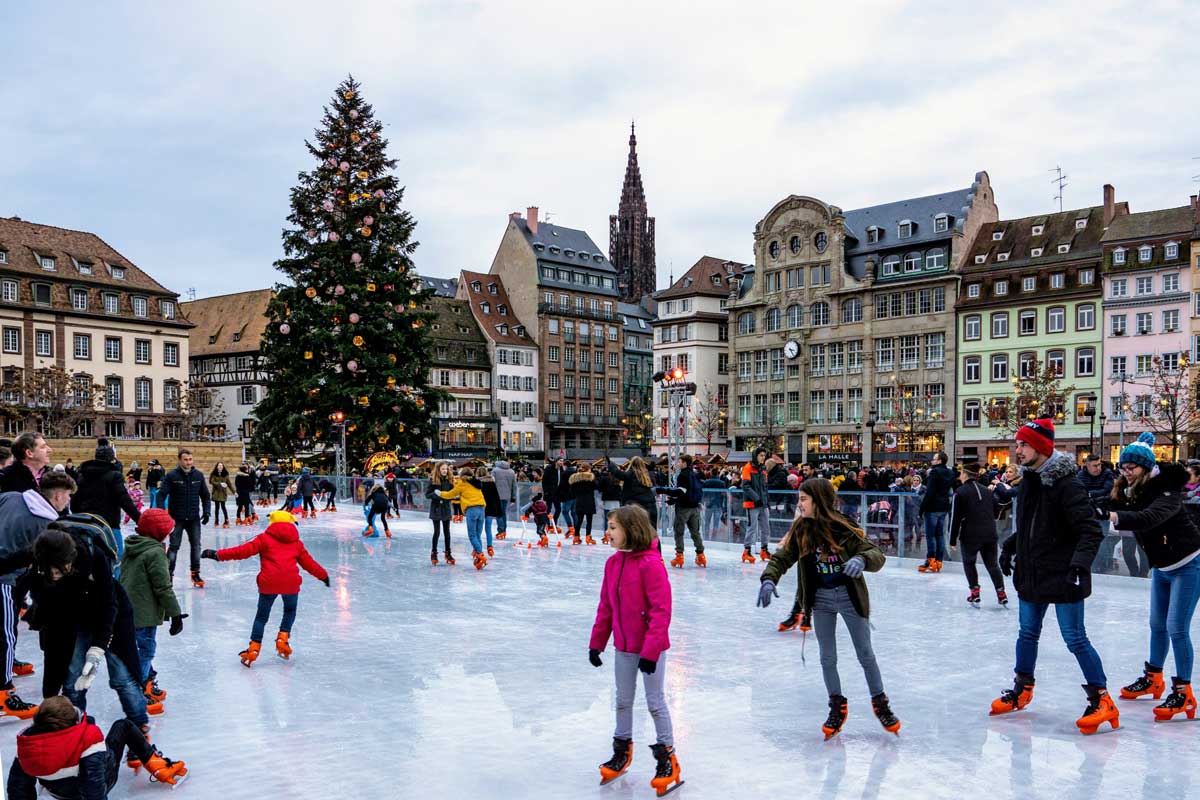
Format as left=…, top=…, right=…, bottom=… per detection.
left=1102, top=184, right=1116, bottom=226
left=527, top=206, right=539, bottom=235
left=509, top=211, right=520, bottom=220
left=1191, top=195, right=1200, bottom=225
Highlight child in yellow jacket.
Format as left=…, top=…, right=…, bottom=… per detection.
left=436, top=469, right=488, bottom=570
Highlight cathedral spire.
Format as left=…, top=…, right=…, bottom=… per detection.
left=610, top=122, right=656, bottom=303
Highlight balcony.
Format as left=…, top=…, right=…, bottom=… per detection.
left=546, top=413, right=560, bottom=423
left=560, top=414, right=576, bottom=424
left=537, top=302, right=616, bottom=322
left=563, top=332, right=575, bottom=343
left=563, top=386, right=576, bottom=398
left=925, top=360, right=945, bottom=369
left=594, top=362, right=605, bottom=373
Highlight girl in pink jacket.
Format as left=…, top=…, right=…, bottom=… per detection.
left=588, top=505, right=681, bottom=796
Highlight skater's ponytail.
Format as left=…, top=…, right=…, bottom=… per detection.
left=781, top=478, right=866, bottom=557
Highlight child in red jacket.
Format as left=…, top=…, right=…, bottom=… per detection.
left=588, top=505, right=679, bottom=796
left=200, top=510, right=329, bottom=667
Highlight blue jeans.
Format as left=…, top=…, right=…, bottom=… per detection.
left=251, top=593, right=298, bottom=642
left=483, top=515, right=498, bottom=547
left=1149, top=558, right=1200, bottom=681
left=134, top=627, right=158, bottom=683
left=560, top=499, right=576, bottom=531
left=496, top=500, right=508, bottom=533
left=1016, top=599, right=1107, bottom=687
left=465, top=505, right=485, bottom=554
left=703, top=501, right=723, bottom=535
left=64, top=632, right=148, bottom=726
left=148, top=487, right=159, bottom=509
left=924, top=512, right=948, bottom=560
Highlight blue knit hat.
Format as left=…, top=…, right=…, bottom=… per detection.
left=1120, top=431, right=1157, bottom=470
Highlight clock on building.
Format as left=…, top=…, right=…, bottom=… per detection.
left=784, top=340, right=800, bottom=360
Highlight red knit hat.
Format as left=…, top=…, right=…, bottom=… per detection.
left=1015, top=417, right=1056, bottom=457
left=137, top=508, right=174, bottom=542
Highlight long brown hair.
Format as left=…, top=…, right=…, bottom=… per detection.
left=610, top=505, right=655, bottom=551
left=1112, top=468, right=1152, bottom=503
left=781, top=478, right=865, bottom=557
left=627, top=457, right=652, bottom=487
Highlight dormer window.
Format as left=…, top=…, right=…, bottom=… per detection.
left=103, top=293, right=119, bottom=314
left=593, top=255, right=603, bottom=263
left=1138, top=245, right=1153, bottom=263
left=533, top=243, right=545, bottom=251
left=1166, top=242, right=1180, bottom=260
left=514, top=326, right=524, bottom=337
left=1032, top=225, right=1044, bottom=236
left=480, top=301, right=490, bottom=315
left=498, top=324, right=508, bottom=336
left=898, top=221, right=913, bottom=239
left=497, top=304, right=507, bottom=316
left=974, top=254, right=986, bottom=265
left=232, top=332, right=242, bottom=343
left=76, top=261, right=93, bottom=275
left=711, top=274, right=722, bottom=285
left=992, top=231, right=1004, bottom=241
left=40, top=256, right=56, bottom=271
left=549, top=246, right=561, bottom=254
left=111, top=266, right=125, bottom=280
left=866, top=226, right=880, bottom=244
left=933, top=214, right=949, bottom=233
left=564, top=249, right=575, bottom=257
left=488, top=282, right=498, bottom=295
left=1057, top=244, right=1071, bottom=254
left=160, top=300, right=175, bottom=319
left=1113, top=248, right=1126, bottom=265
left=1031, top=248, right=1044, bottom=257
left=0, top=251, right=7, bottom=264
left=470, top=281, right=481, bottom=292
left=997, top=252, right=1010, bottom=262
left=208, top=335, right=217, bottom=345
left=132, top=297, right=148, bottom=318
left=1075, top=218, right=1087, bottom=230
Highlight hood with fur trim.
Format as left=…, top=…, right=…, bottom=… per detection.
left=569, top=471, right=596, bottom=485
left=1025, top=450, right=1078, bottom=487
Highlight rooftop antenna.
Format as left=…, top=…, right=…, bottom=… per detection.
left=1050, top=166, right=1068, bottom=212
left=186, top=287, right=196, bottom=301
left=542, top=211, right=555, bottom=223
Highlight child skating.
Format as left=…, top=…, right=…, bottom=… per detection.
left=200, top=510, right=329, bottom=666
left=588, top=505, right=681, bottom=796
left=756, top=477, right=899, bottom=739
left=434, top=468, right=487, bottom=570
left=524, top=493, right=551, bottom=547
left=363, top=483, right=391, bottom=538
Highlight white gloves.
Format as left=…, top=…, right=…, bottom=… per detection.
left=74, top=647, right=105, bottom=692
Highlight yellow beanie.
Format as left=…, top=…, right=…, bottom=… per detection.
left=269, top=510, right=296, bottom=524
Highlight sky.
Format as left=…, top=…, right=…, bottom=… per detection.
left=2, top=0, right=1198, bottom=301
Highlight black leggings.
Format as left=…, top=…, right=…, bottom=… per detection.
left=366, top=507, right=389, bottom=532
left=432, top=519, right=451, bottom=553
left=961, top=540, right=1005, bottom=590
left=302, top=496, right=316, bottom=514
left=213, top=501, right=228, bottom=524
left=236, top=497, right=252, bottom=520
left=577, top=513, right=594, bottom=537
left=324, top=493, right=337, bottom=510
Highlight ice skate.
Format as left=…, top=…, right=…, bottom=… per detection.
left=472, top=551, right=487, bottom=570
left=997, top=589, right=1009, bottom=606
left=361, top=526, right=378, bottom=538
left=145, top=674, right=166, bottom=701
left=221, top=521, right=229, bottom=529
left=239, top=641, right=261, bottom=668
left=496, top=532, right=506, bottom=540
left=695, top=552, right=706, bottom=568
left=1153, top=679, right=1196, bottom=721
left=670, top=551, right=685, bottom=569
left=759, top=547, right=770, bottom=562
left=444, top=551, right=456, bottom=565
left=872, top=692, right=901, bottom=735
left=822, top=695, right=848, bottom=739
left=990, top=674, right=1035, bottom=715
left=12, top=660, right=34, bottom=677
left=275, top=631, right=292, bottom=660
left=586, top=534, right=597, bottom=545
left=138, top=751, right=189, bottom=786
left=431, top=552, right=439, bottom=566
left=2, top=690, right=37, bottom=720
left=145, top=696, right=164, bottom=715
left=190, top=570, right=204, bottom=589
left=1120, top=662, right=1165, bottom=700
left=384, top=529, right=392, bottom=538
left=779, top=612, right=800, bottom=632
left=598, top=737, right=633, bottom=785
left=538, top=534, right=548, bottom=548
left=918, top=558, right=935, bottom=572
left=602, top=534, right=610, bottom=544
left=649, top=743, right=683, bottom=796
left=573, top=534, right=582, bottom=545
left=741, top=548, right=756, bottom=564
left=932, top=559, right=943, bottom=572
left=1076, top=685, right=1119, bottom=734
left=487, top=545, right=494, bottom=557
left=967, top=588, right=981, bottom=605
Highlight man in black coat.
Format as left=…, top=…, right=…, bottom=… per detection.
left=993, top=418, right=1112, bottom=732
left=1077, top=454, right=1117, bottom=573
left=948, top=462, right=1006, bottom=604
left=71, top=445, right=141, bottom=530
left=542, top=458, right=564, bottom=523
left=158, top=449, right=211, bottom=583
left=0, top=433, right=51, bottom=494
left=918, top=451, right=954, bottom=570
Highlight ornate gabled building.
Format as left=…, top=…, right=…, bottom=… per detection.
left=609, top=123, right=657, bottom=303
left=180, top=288, right=273, bottom=443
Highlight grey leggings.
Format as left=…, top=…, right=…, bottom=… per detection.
left=746, top=506, right=771, bottom=549
left=813, top=586, right=884, bottom=697
left=613, top=650, right=673, bottom=747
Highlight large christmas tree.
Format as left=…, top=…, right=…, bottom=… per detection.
left=252, top=76, right=445, bottom=463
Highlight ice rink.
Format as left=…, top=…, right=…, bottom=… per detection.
left=1, top=506, right=1194, bottom=800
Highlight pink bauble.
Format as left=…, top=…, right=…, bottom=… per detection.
left=322, top=200, right=334, bottom=211
left=349, top=110, right=359, bottom=119
left=339, top=161, right=350, bottom=172
left=363, top=215, right=374, bottom=226
left=335, top=285, right=345, bottom=296
left=373, top=190, right=384, bottom=198
left=326, top=157, right=337, bottom=166
left=351, top=252, right=362, bottom=264
left=349, top=313, right=360, bottom=323
left=328, top=231, right=340, bottom=242
left=395, top=304, right=404, bottom=313
left=279, top=323, right=291, bottom=335
left=347, top=360, right=358, bottom=372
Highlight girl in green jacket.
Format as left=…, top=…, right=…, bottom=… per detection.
left=756, top=477, right=900, bottom=739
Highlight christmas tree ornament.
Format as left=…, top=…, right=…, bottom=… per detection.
left=305, top=287, right=317, bottom=298
left=408, top=300, right=417, bottom=309
left=386, top=322, right=393, bottom=330
left=279, top=323, right=291, bottom=334
left=360, top=227, right=371, bottom=236
left=339, top=161, right=350, bottom=172
left=335, top=285, right=346, bottom=295
left=415, top=398, right=425, bottom=409
left=383, top=283, right=393, bottom=291
left=388, top=354, right=397, bottom=364
left=352, top=335, right=365, bottom=347
left=358, top=396, right=370, bottom=406
left=322, top=199, right=334, bottom=211
left=398, top=423, right=405, bottom=432
left=328, top=231, right=340, bottom=242
left=386, top=376, right=396, bottom=387
left=351, top=252, right=362, bottom=264
left=306, top=230, right=316, bottom=239
left=326, top=157, right=337, bottom=167
left=349, top=313, right=360, bottom=323
left=363, top=215, right=374, bottom=226
left=349, top=110, right=359, bottom=119
left=350, top=192, right=360, bottom=202
left=304, top=351, right=313, bottom=360
left=356, top=170, right=368, bottom=180
left=377, top=435, right=388, bottom=444
left=373, top=190, right=384, bottom=198
left=366, top=283, right=377, bottom=292
left=347, top=360, right=358, bottom=371
left=394, top=304, right=404, bottom=313
left=351, top=133, right=361, bottom=143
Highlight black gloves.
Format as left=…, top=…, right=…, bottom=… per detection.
left=169, top=615, right=185, bottom=636
left=322, top=576, right=331, bottom=587
left=201, top=515, right=210, bottom=526
left=638, top=657, right=656, bottom=674
left=589, top=648, right=603, bottom=668
left=1000, top=552, right=1014, bottom=577
left=1067, top=565, right=1092, bottom=601
left=200, top=549, right=218, bottom=560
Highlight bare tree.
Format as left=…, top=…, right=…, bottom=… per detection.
left=0, top=367, right=104, bottom=437
left=1133, top=353, right=1200, bottom=461
left=985, top=358, right=1077, bottom=434
left=744, top=401, right=784, bottom=457
left=688, top=382, right=728, bottom=454
left=879, top=384, right=946, bottom=459
left=179, top=377, right=229, bottom=441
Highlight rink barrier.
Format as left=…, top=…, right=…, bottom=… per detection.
left=292, top=476, right=1157, bottom=580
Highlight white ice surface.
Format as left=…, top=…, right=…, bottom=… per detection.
left=1, top=508, right=1195, bottom=800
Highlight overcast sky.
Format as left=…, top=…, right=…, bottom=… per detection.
left=2, top=1, right=1197, bottom=301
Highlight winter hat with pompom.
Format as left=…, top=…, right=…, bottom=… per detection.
left=1120, top=431, right=1157, bottom=471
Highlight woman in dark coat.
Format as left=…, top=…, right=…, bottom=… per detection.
left=476, top=467, right=503, bottom=556
left=606, top=457, right=657, bottom=527
left=426, top=461, right=455, bottom=565
left=569, top=464, right=598, bottom=544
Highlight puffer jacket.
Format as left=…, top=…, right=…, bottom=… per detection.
left=72, top=459, right=140, bottom=529
left=478, top=477, right=503, bottom=518
left=435, top=479, right=485, bottom=510
left=120, top=535, right=182, bottom=628
left=589, top=540, right=671, bottom=661
left=214, top=520, right=328, bottom=594
left=920, top=463, right=954, bottom=514
left=1001, top=450, right=1102, bottom=603
left=8, top=713, right=109, bottom=800
left=426, top=477, right=454, bottom=521
left=949, top=477, right=998, bottom=547
left=159, top=466, right=210, bottom=522
left=492, top=461, right=517, bottom=503
left=1111, top=462, right=1200, bottom=570
left=1077, top=466, right=1115, bottom=515
left=569, top=471, right=597, bottom=516
left=606, top=460, right=656, bottom=518
left=0, top=490, right=60, bottom=585
left=740, top=454, right=769, bottom=509
left=234, top=472, right=255, bottom=501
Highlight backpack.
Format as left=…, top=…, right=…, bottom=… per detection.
left=57, top=512, right=123, bottom=578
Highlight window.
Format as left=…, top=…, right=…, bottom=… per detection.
left=1050, top=272, right=1065, bottom=289
left=765, top=307, right=781, bottom=332
left=1136, top=276, right=1153, bottom=296
left=1077, top=304, right=1095, bottom=331
left=770, top=348, right=784, bottom=378
left=102, top=293, right=119, bottom=314
left=991, top=354, right=1008, bottom=382
left=967, top=283, right=980, bottom=299
left=934, top=215, right=949, bottom=233
left=1019, top=351, right=1036, bottom=379
left=1018, top=310, right=1036, bottom=335
left=1021, top=276, right=1035, bottom=293
left=0, top=280, right=15, bottom=302
left=991, top=312, right=1008, bottom=338
left=964, top=399, right=981, bottom=427
left=1058, top=244, right=1071, bottom=254
left=135, top=378, right=151, bottom=411
left=163, top=342, right=179, bottom=366
left=0, top=251, right=6, bottom=265
left=808, top=345, right=824, bottom=376
left=1163, top=352, right=1181, bottom=372
left=1079, top=269, right=1094, bottom=285
left=1075, top=218, right=1088, bottom=230
left=881, top=256, right=900, bottom=276
left=1135, top=354, right=1153, bottom=376
left=160, top=300, right=175, bottom=319
left=898, top=221, right=912, bottom=239
left=1113, top=248, right=1127, bottom=265
left=68, top=288, right=88, bottom=310
left=1111, top=279, right=1127, bottom=298
left=964, top=315, right=981, bottom=340
left=847, top=340, right=863, bottom=372
left=105, top=378, right=122, bottom=409
left=899, top=335, right=919, bottom=370
left=1164, top=273, right=1180, bottom=293
left=1048, top=349, right=1065, bottom=376
left=1076, top=347, right=1095, bottom=377
left=828, top=342, right=844, bottom=374
left=1111, top=355, right=1127, bottom=378
left=111, top=267, right=126, bottom=280
left=135, top=339, right=150, bottom=364
left=867, top=227, right=880, bottom=244
left=737, top=312, right=756, bottom=335
left=925, top=332, right=945, bottom=367
left=974, top=255, right=987, bottom=265
left=809, top=302, right=829, bottom=326
left=33, top=283, right=51, bottom=305
left=1109, top=316, right=1127, bottom=340
left=164, top=382, right=180, bottom=412
left=768, top=241, right=780, bottom=259
left=809, top=391, right=825, bottom=424
left=846, top=388, right=863, bottom=422
left=132, top=297, right=148, bottom=317
left=875, top=338, right=894, bottom=370
left=875, top=386, right=896, bottom=418
left=828, top=390, right=844, bottom=423
left=608, top=352, right=619, bottom=368
left=73, top=333, right=90, bottom=359
left=904, top=252, right=921, bottom=272
left=105, top=337, right=121, bottom=362
left=1164, top=309, right=1180, bottom=332
left=810, top=264, right=830, bottom=286
left=1138, top=245, right=1153, bottom=263
left=994, top=280, right=1008, bottom=296
left=992, top=231, right=1004, bottom=241
left=925, top=248, right=946, bottom=269
left=40, top=256, right=56, bottom=271
left=841, top=297, right=862, bottom=323
left=1136, top=312, right=1153, bottom=335
left=1031, top=248, right=1044, bottom=257
left=1047, top=306, right=1066, bottom=333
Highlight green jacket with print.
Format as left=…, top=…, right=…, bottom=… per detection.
left=760, top=521, right=885, bottom=619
